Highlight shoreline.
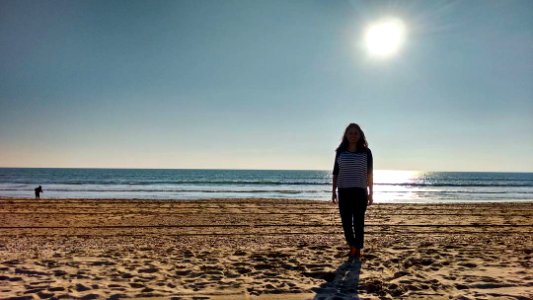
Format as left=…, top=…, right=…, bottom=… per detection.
left=1, top=198, right=532, bottom=299
left=2, top=197, right=533, bottom=204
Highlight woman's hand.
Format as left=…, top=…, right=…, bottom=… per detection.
left=332, top=191, right=337, bottom=204
left=367, top=194, right=373, bottom=206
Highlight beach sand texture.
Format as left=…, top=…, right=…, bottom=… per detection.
left=0, top=199, right=532, bottom=299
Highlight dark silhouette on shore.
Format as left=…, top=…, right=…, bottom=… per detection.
left=34, top=186, right=43, bottom=198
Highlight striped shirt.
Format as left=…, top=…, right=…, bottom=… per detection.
left=333, top=148, right=373, bottom=189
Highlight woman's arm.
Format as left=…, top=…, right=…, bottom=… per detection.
left=367, top=148, right=373, bottom=205
left=332, top=174, right=338, bottom=203
left=332, top=153, right=339, bottom=203
left=367, top=172, right=373, bottom=205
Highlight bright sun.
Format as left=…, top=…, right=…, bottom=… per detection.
left=364, top=18, right=406, bottom=59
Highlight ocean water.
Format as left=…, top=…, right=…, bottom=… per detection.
left=0, top=168, right=532, bottom=203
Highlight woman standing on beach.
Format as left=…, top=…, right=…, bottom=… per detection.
left=332, top=123, right=373, bottom=258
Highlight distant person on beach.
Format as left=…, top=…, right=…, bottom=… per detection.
left=34, top=186, right=43, bottom=198
left=332, top=123, right=373, bottom=258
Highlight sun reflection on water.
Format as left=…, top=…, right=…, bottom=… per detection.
left=374, top=170, right=423, bottom=203
left=374, top=170, right=421, bottom=184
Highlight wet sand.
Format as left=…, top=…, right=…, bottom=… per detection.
left=0, top=198, right=532, bottom=299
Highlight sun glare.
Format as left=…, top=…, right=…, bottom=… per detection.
left=363, top=18, right=406, bottom=59
left=374, top=170, right=420, bottom=184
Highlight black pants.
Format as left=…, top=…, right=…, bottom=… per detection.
left=338, top=187, right=368, bottom=249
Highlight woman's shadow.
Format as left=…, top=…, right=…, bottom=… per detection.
left=312, top=257, right=362, bottom=300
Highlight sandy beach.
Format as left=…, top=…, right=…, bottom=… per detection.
left=0, top=198, right=532, bottom=299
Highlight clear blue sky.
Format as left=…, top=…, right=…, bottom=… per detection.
left=1, top=0, right=532, bottom=171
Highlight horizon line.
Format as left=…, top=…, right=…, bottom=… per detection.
left=0, top=166, right=531, bottom=173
